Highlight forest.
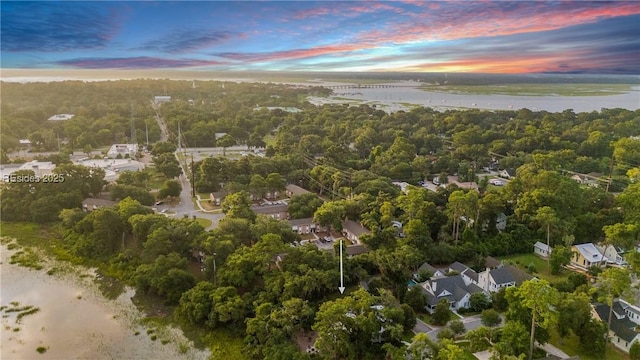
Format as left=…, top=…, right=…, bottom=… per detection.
left=1, top=79, right=640, bottom=360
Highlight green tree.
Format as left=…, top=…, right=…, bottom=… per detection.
left=481, top=309, right=502, bottom=328
left=534, top=206, right=559, bottom=274
left=470, top=292, right=492, bottom=312
left=221, top=191, right=256, bottom=222
left=313, top=201, right=345, bottom=234
left=432, top=299, right=451, bottom=325
left=506, top=279, right=559, bottom=360
left=404, top=286, right=426, bottom=312
left=217, top=134, right=236, bottom=156
left=177, top=281, right=215, bottom=325
left=630, top=341, right=640, bottom=360
left=313, top=289, right=406, bottom=359
left=151, top=141, right=176, bottom=155
left=549, top=245, right=572, bottom=275
left=153, top=152, right=182, bottom=178
left=449, top=319, right=466, bottom=337
left=249, top=174, right=267, bottom=199
left=158, top=179, right=182, bottom=199
left=597, top=267, right=632, bottom=356
left=287, top=193, right=323, bottom=219
left=493, top=321, right=529, bottom=359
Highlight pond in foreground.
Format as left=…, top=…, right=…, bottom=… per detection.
left=0, top=244, right=209, bottom=360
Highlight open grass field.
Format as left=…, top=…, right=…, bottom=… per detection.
left=420, top=83, right=633, bottom=96
left=194, top=217, right=212, bottom=229
left=498, top=253, right=571, bottom=283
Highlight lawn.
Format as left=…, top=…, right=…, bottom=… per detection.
left=549, top=329, right=629, bottom=360
left=499, top=253, right=570, bottom=283
left=194, top=217, right=212, bottom=229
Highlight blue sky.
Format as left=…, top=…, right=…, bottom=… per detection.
left=2, top=1, right=639, bottom=74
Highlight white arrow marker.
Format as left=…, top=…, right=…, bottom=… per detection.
left=339, top=238, right=345, bottom=294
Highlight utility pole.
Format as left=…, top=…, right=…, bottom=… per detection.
left=191, top=153, right=196, bottom=197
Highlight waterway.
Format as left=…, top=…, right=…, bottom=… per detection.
left=0, top=244, right=209, bottom=360
left=309, top=81, right=640, bottom=113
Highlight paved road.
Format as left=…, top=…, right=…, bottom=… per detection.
left=413, top=318, right=433, bottom=334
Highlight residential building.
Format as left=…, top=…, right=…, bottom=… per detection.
left=418, top=275, right=486, bottom=313
left=571, top=243, right=606, bottom=270
left=499, top=168, right=516, bottom=179
left=19, top=160, right=56, bottom=177
left=478, top=267, right=516, bottom=292
left=346, top=244, right=370, bottom=257
left=534, top=241, right=552, bottom=258
left=82, top=198, right=117, bottom=212
left=252, top=204, right=288, bottom=220
left=593, top=300, right=640, bottom=353
left=48, top=113, right=74, bottom=121
left=570, top=173, right=601, bottom=187
left=288, top=218, right=318, bottom=234
left=414, top=262, right=446, bottom=280
left=107, top=144, right=139, bottom=159
left=285, top=184, right=312, bottom=197
left=342, top=220, right=370, bottom=244
left=209, top=191, right=226, bottom=206
left=154, top=96, right=171, bottom=104
left=596, top=244, right=627, bottom=266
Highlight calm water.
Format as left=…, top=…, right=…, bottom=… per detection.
left=0, top=245, right=209, bottom=360
left=310, top=83, right=640, bottom=113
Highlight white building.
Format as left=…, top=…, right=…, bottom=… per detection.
left=107, top=144, right=139, bottom=159
left=154, top=96, right=171, bottom=104
left=19, top=160, right=56, bottom=176
left=596, top=244, right=627, bottom=266
left=48, top=114, right=75, bottom=121
left=73, top=158, right=144, bottom=182
left=534, top=241, right=552, bottom=258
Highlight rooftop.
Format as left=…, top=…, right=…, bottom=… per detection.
left=573, top=243, right=605, bottom=262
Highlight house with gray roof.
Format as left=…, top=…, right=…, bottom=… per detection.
left=593, top=300, right=640, bottom=353
left=418, top=274, right=487, bottom=313
left=252, top=204, right=288, bottom=220
left=414, top=262, right=445, bottom=280
left=82, top=198, right=117, bottom=212
left=534, top=241, right=552, bottom=258
left=342, top=220, right=370, bottom=244
left=478, top=267, right=516, bottom=293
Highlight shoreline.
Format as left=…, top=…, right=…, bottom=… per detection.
left=0, top=239, right=209, bottom=360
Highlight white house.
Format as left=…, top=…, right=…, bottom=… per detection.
left=18, top=160, right=56, bottom=177
left=107, top=144, right=139, bottom=159
left=593, top=299, right=640, bottom=353
left=154, top=96, right=171, bottom=104
left=499, top=168, right=516, bottom=179
left=596, top=244, right=627, bottom=266
left=478, top=267, right=516, bottom=293
left=418, top=275, right=485, bottom=313
left=48, top=113, right=74, bottom=121
left=571, top=243, right=606, bottom=270
left=534, top=241, right=552, bottom=258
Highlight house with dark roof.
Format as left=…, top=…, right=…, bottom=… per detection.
left=571, top=243, right=606, bottom=270
left=418, top=275, right=486, bottom=313
left=342, top=220, right=370, bottom=244
left=414, top=262, right=445, bottom=280
left=82, top=198, right=117, bottom=212
left=346, top=244, right=369, bottom=257
left=499, top=168, right=516, bottom=179
left=592, top=299, right=640, bottom=353
left=252, top=204, right=289, bottom=220
left=478, top=267, right=517, bottom=292
left=534, top=241, right=552, bottom=258
left=448, top=262, right=479, bottom=285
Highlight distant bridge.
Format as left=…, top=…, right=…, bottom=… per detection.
left=325, top=84, right=417, bottom=90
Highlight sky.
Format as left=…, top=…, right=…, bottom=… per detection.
left=1, top=1, right=640, bottom=74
